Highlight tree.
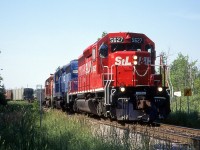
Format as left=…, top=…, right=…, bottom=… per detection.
left=101, top=31, right=107, bottom=37
left=170, top=53, right=199, bottom=93
left=97, top=31, right=108, bottom=41
left=0, top=76, right=7, bottom=105
left=193, top=68, right=200, bottom=95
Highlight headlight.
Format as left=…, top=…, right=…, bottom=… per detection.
left=133, top=61, right=137, bottom=65
left=120, top=87, right=125, bottom=92
left=133, top=56, right=137, bottom=60
left=158, top=87, right=163, bottom=92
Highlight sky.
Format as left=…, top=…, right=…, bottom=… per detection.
left=0, top=0, right=200, bottom=89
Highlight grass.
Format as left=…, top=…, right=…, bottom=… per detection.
left=0, top=101, right=42, bottom=149
left=0, top=101, right=133, bottom=150
left=0, top=101, right=192, bottom=150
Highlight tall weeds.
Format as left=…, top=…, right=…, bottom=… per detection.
left=0, top=101, right=189, bottom=149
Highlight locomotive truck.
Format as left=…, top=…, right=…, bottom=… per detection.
left=45, top=32, right=171, bottom=122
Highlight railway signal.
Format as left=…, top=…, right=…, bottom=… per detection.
left=184, top=88, right=192, bottom=96
left=184, top=88, right=192, bottom=114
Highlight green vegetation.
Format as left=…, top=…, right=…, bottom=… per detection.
left=170, top=53, right=199, bottom=94
left=163, top=52, right=200, bottom=128
left=164, top=96, right=200, bottom=128
left=164, top=111, right=200, bottom=128
left=0, top=76, right=7, bottom=105
left=0, top=101, right=137, bottom=149
left=0, top=101, right=40, bottom=149
left=0, top=101, right=178, bottom=150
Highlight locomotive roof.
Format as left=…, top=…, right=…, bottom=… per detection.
left=54, top=59, right=78, bottom=73
left=58, top=59, right=78, bottom=73
left=102, top=32, right=154, bottom=43
left=79, top=32, right=154, bottom=59
left=24, top=88, right=34, bottom=91
left=45, top=75, right=53, bottom=82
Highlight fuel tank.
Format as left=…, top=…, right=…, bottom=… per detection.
left=76, top=99, right=98, bottom=115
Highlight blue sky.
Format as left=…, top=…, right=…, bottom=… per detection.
left=0, top=0, right=200, bottom=89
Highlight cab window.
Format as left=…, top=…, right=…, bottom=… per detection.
left=92, top=48, right=96, bottom=61
left=111, top=43, right=141, bottom=52
left=145, top=44, right=153, bottom=53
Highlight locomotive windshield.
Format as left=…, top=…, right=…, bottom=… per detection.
left=145, top=44, right=154, bottom=53
left=111, top=43, right=141, bottom=52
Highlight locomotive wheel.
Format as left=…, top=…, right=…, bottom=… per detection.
left=97, top=103, right=103, bottom=116
left=73, top=100, right=78, bottom=112
left=61, top=101, right=65, bottom=112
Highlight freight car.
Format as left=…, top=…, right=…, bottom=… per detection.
left=12, top=88, right=24, bottom=100
left=5, top=90, right=12, bottom=100
left=45, top=32, right=171, bottom=122
left=23, top=88, right=34, bottom=102
left=6, top=88, right=34, bottom=101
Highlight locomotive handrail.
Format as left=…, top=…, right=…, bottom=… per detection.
left=107, top=64, right=115, bottom=104
left=150, top=64, right=168, bottom=67
left=150, top=64, right=169, bottom=87
left=103, top=66, right=109, bottom=105
left=103, top=65, right=114, bottom=105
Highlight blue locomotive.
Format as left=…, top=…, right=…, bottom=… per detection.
left=52, top=60, right=78, bottom=109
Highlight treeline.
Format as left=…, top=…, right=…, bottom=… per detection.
left=170, top=53, right=200, bottom=95
left=168, top=53, right=200, bottom=114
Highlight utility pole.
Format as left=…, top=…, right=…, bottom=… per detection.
left=36, top=85, right=43, bottom=127
left=186, top=63, right=192, bottom=114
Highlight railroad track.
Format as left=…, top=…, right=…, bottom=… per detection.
left=153, top=123, right=200, bottom=148
left=84, top=116, right=200, bottom=149
left=158, top=123, right=200, bottom=139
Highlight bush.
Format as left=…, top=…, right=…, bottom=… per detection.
left=0, top=90, right=7, bottom=105
left=163, top=111, right=200, bottom=129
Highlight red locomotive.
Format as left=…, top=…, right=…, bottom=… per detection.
left=67, top=32, right=170, bottom=122
left=44, top=32, right=170, bottom=122
left=44, top=75, right=53, bottom=107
